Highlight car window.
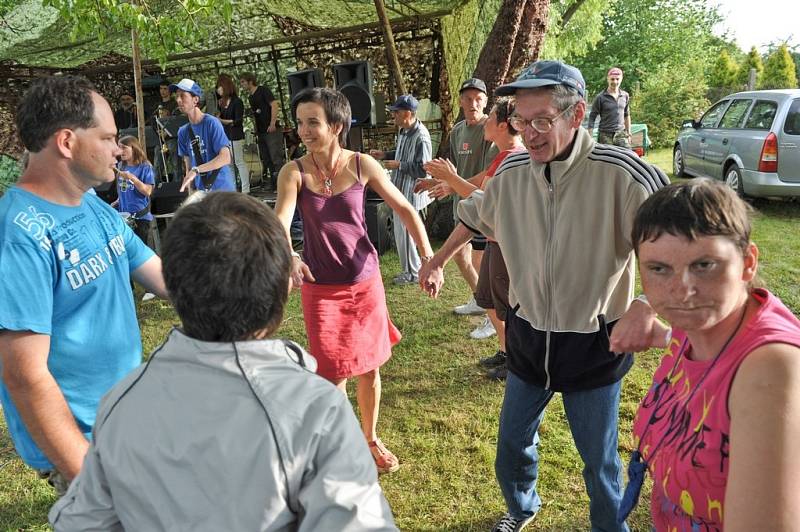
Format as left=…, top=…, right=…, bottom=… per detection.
left=718, top=99, right=752, bottom=129
left=743, top=100, right=778, bottom=130
left=783, top=99, right=800, bottom=135
left=700, top=100, right=729, bottom=128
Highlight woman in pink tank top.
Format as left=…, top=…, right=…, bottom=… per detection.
left=619, top=179, right=800, bottom=530
left=274, top=88, right=433, bottom=474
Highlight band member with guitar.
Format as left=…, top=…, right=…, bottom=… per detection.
left=240, top=72, right=284, bottom=192
left=170, top=79, right=235, bottom=193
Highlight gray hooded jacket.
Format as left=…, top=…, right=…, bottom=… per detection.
left=49, top=329, right=397, bottom=531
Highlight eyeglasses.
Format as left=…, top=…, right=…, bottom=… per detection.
left=510, top=103, right=576, bottom=134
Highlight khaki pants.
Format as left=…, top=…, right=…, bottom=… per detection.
left=597, top=130, right=631, bottom=148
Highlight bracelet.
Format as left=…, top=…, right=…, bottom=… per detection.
left=635, top=294, right=648, bottom=304
left=420, top=255, right=434, bottom=263
left=290, top=251, right=301, bottom=259
left=190, top=166, right=199, bottom=175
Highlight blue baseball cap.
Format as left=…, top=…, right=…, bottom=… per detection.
left=495, top=60, right=585, bottom=98
left=169, top=78, right=203, bottom=98
left=388, top=94, right=419, bottom=112
left=460, top=77, right=487, bottom=94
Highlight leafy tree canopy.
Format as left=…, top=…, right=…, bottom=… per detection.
left=570, top=0, right=723, bottom=96
left=761, top=43, right=798, bottom=89
left=541, top=0, right=615, bottom=61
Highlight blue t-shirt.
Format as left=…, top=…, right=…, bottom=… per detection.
left=177, top=114, right=235, bottom=191
left=117, top=162, right=155, bottom=221
left=0, top=187, right=154, bottom=469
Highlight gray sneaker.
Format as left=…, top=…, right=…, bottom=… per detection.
left=392, top=273, right=418, bottom=286
left=491, top=512, right=536, bottom=532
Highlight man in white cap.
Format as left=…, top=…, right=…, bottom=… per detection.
left=419, top=60, right=669, bottom=531
left=170, top=78, right=235, bottom=193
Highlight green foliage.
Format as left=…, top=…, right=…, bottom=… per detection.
left=737, top=46, right=764, bottom=88
left=708, top=49, right=739, bottom=90
left=760, top=44, right=798, bottom=89
left=571, top=0, right=722, bottom=96
left=541, top=0, right=616, bottom=61
left=0, top=154, right=21, bottom=197
left=630, top=60, right=709, bottom=148
left=40, top=0, right=233, bottom=66
left=440, top=0, right=502, bottom=120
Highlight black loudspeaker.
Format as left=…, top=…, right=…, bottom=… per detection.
left=151, top=181, right=188, bottom=215
left=333, top=61, right=375, bottom=126
left=287, top=68, right=325, bottom=119
left=364, top=198, right=391, bottom=255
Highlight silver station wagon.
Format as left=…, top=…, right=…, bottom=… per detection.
left=673, top=89, right=800, bottom=198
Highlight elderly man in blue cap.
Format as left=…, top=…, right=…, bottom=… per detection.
left=370, top=94, right=433, bottom=285
left=419, top=60, right=670, bottom=531
left=171, top=78, right=235, bottom=193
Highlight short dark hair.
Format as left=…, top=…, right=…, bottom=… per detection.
left=292, top=88, right=351, bottom=147
left=159, top=80, right=170, bottom=88
left=162, top=193, right=291, bottom=342
left=492, top=96, right=519, bottom=135
left=632, top=179, right=753, bottom=257
left=16, top=75, right=97, bottom=153
left=240, top=72, right=257, bottom=85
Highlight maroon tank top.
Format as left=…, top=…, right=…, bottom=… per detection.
left=296, top=152, right=379, bottom=284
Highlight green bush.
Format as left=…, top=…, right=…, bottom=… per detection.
left=0, top=155, right=22, bottom=197
left=631, top=61, right=710, bottom=148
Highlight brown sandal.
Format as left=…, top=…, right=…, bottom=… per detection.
left=368, top=438, right=400, bottom=474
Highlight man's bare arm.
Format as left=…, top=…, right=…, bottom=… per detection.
left=0, top=331, right=89, bottom=480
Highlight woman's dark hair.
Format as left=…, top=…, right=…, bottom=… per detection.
left=216, top=73, right=237, bottom=99
left=492, top=96, right=519, bottom=135
left=292, top=88, right=351, bottom=147
left=632, top=179, right=753, bottom=257
left=162, top=193, right=291, bottom=342
left=16, top=75, right=97, bottom=153
left=118, top=135, right=150, bottom=166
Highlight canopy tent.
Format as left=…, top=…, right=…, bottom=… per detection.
left=0, top=0, right=503, bottom=141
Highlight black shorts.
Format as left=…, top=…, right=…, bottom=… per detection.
left=471, top=234, right=487, bottom=251
left=474, top=241, right=510, bottom=320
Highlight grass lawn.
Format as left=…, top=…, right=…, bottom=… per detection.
left=1, top=148, right=798, bottom=530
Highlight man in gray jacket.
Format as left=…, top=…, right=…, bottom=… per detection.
left=419, top=61, right=669, bottom=532
left=49, top=192, right=397, bottom=531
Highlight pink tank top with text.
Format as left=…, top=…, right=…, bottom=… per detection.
left=632, top=289, right=800, bottom=531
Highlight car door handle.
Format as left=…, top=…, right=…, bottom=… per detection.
left=722, top=138, right=729, bottom=145
left=700, top=138, right=706, bottom=143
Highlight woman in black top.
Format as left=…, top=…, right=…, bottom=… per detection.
left=216, top=73, right=250, bottom=193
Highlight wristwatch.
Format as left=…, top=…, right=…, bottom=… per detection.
left=190, top=166, right=199, bottom=175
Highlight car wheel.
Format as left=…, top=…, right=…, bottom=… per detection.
left=673, top=146, right=686, bottom=177
left=724, top=164, right=745, bottom=197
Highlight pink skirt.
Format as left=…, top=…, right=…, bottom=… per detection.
left=301, top=271, right=401, bottom=380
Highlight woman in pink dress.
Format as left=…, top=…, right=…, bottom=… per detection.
left=621, top=179, right=800, bottom=530
left=275, top=88, right=433, bottom=474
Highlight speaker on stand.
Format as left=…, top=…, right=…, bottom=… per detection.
left=333, top=61, right=376, bottom=153
left=286, top=68, right=325, bottom=121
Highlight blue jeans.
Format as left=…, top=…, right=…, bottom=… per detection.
left=495, top=372, right=629, bottom=532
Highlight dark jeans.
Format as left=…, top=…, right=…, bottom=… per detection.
left=257, top=131, right=286, bottom=190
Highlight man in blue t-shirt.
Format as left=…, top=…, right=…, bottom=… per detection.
left=171, top=78, right=235, bottom=193
left=0, top=76, right=168, bottom=491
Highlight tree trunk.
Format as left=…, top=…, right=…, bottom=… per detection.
left=472, top=0, right=551, bottom=97
left=507, top=0, right=550, bottom=78
left=131, top=28, right=146, bottom=144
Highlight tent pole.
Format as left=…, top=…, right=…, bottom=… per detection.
left=373, top=0, right=406, bottom=94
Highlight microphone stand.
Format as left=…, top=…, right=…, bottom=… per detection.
left=154, top=115, right=171, bottom=182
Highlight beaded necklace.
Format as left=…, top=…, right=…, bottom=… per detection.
left=310, top=149, right=343, bottom=197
